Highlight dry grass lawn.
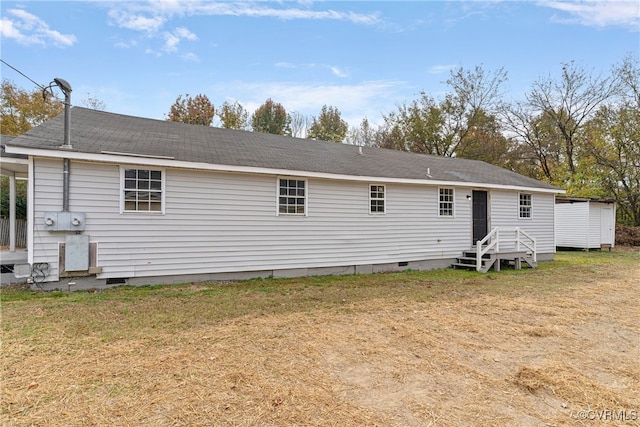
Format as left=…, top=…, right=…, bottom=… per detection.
left=1, top=250, right=639, bottom=426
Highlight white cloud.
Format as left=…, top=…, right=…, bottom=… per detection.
left=104, top=1, right=383, bottom=59
left=180, top=2, right=383, bottom=25
left=275, top=62, right=297, bottom=69
left=329, top=66, right=349, bottom=78
left=427, top=64, right=456, bottom=75
left=0, top=8, right=76, bottom=47
left=107, top=1, right=383, bottom=33
left=211, top=80, right=405, bottom=129
left=108, top=9, right=166, bottom=32
left=163, top=27, right=198, bottom=52
left=539, top=1, right=640, bottom=29
left=181, top=52, right=200, bottom=62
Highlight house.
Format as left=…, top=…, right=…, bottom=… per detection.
left=555, top=197, right=616, bottom=250
left=2, top=107, right=563, bottom=290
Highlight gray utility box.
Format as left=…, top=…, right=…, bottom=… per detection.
left=65, top=234, right=90, bottom=272
left=44, top=212, right=86, bottom=231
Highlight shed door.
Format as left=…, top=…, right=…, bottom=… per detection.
left=472, top=190, right=488, bottom=245
left=601, top=207, right=614, bottom=245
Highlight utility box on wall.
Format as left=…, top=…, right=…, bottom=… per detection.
left=65, top=234, right=90, bottom=271
left=44, top=212, right=86, bottom=232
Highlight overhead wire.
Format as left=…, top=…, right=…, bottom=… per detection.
left=0, top=59, right=46, bottom=90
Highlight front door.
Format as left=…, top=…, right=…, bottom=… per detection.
left=472, top=190, right=488, bottom=245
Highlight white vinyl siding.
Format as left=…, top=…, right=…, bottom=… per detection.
left=30, top=159, right=474, bottom=282
left=555, top=202, right=616, bottom=249
left=490, top=190, right=555, bottom=254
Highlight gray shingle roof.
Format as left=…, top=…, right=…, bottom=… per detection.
left=4, top=107, right=561, bottom=191
left=0, top=135, right=27, bottom=160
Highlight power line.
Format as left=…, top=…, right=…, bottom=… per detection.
left=0, top=59, right=46, bottom=90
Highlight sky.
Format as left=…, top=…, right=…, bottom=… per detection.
left=1, top=1, right=639, bottom=131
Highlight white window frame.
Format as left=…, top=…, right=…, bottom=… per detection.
left=277, top=177, right=307, bottom=216
left=519, top=193, right=532, bottom=219
left=120, top=167, right=166, bottom=214
left=369, top=184, right=386, bottom=214
left=438, top=187, right=455, bottom=217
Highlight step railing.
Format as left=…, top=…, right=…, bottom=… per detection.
left=515, top=227, right=537, bottom=263
left=476, top=227, right=499, bottom=272
left=475, top=227, right=537, bottom=271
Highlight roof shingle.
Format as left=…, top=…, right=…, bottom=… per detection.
left=5, top=107, right=561, bottom=191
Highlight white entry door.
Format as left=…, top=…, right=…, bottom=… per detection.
left=600, top=207, right=614, bottom=245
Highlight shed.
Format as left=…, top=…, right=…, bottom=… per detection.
left=555, top=197, right=616, bottom=250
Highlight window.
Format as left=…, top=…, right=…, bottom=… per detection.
left=370, top=185, right=385, bottom=214
left=122, top=168, right=163, bottom=212
left=439, top=188, right=454, bottom=217
left=278, top=178, right=306, bottom=215
left=519, top=193, right=532, bottom=218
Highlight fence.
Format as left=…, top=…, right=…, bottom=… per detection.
left=0, top=218, right=27, bottom=248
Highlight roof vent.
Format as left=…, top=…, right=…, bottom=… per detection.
left=358, top=146, right=363, bottom=155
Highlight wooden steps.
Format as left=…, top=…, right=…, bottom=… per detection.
left=452, top=249, right=537, bottom=273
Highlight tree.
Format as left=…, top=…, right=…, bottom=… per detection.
left=289, top=111, right=310, bottom=138
left=582, top=55, right=640, bottom=225
left=307, top=105, right=348, bottom=143
left=167, top=93, right=215, bottom=126
left=251, top=98, right=291, bottom=136
left=455, top=109, right=515, bottom=167
left=501, top=106, right=567, bottom=182
left=0, top=79, right=58, bottom=221
left=380, top=65, right=508, bottom=156
left=585, top=105, right=640, bottom=225
left=520, top=61, right=618, bottom=176
left=79, top=93, right=107, bottom=111
left=345, top=117, right=378, bottom=147
left=218, top=100, right=249, bottom=130
left=0, top=79, right=63, bottom=136
left=0, top=178, right=27, bottom=219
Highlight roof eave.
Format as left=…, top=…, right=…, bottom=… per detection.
left=4, top=144, right=564, bottom=194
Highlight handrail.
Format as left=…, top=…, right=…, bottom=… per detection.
left=475, top=227, right=537, bottom=271
left=515, top=227, right=537, bottom=262
left=476, top=227, right=499, bottom=272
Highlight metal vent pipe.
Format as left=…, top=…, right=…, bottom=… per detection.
left=53, top=78, right=72, bottom=211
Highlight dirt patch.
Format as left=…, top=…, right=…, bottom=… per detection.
left=2, top=256, right=639, bottom=426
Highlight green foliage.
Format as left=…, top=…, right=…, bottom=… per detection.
left=251, top=98, right=291, bottom=135
left=584, top=105, right=640, bottom=225
left=307, top=105, right=348, bottom=143
left=0, top=79, right=63, bottom=136
left=454, top=110, right=515, bottom=167
left=167, top=93, right=215, bottom=126
left=0, top=177, right=27, bottom=219
left=217, top=100, right=249, bottom=130
left=378, top=65, right=508, bottom=157
left=0, top=176, right=27, bottom=219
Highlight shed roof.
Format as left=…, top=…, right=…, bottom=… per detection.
left=4, top=107, right=561, bottom=192
left=556, top=196, right=616, bottom=204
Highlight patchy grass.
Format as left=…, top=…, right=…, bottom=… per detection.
left=2, top=250, right=639, bottom=426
